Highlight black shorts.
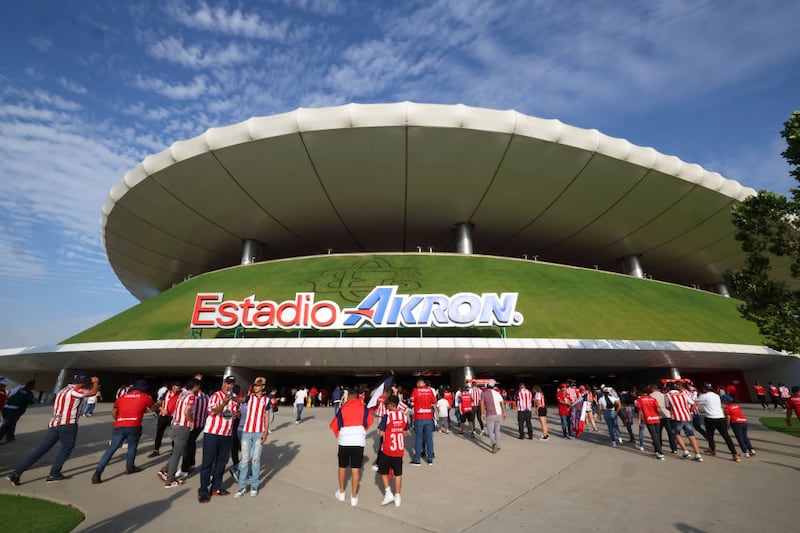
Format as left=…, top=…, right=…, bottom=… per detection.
left=377, top=452, right=403, bottom=476
left=337, top=446, right=364, bottom=468
left=461, top=411, right=474, bottom=422
left=537, top=407, right=548, bottom=417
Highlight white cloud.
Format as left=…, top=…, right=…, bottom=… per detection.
left=133, top=74, right=215, bottom=100
left=29, top=35, right=52, bottom=52
left=168, top=0, right=289, bottom=41
left=147, top=36, right=259, bottom=69
left=57, top=77, right=88, bottom=95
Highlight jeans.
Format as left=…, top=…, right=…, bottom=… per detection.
left=0, top=408, right=23, bottom=440
left=199, top=433, right=233, bottom=497
left=559, top=414, right=573, bottom=437
left=96, top=426, right=142, bottom=474
left=660, top=418, right=678, bottom=452
left=15, top=424, right=78, bottom=476
left=295, top=403, right=304, bottom=422
left=730, top=422, right=752, bottom=453
left=638, top=424, right=645, bottom=447
left=237, top=431, right=264, bottom=490
left=83, top=402, right=96, bottom=416
left=486, top=414, right=502, bottom=446
left=413, top=418, right=435, bottom=463
left=602, top=409, right=621, bottom=443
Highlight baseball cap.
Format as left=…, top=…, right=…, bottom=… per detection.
left=559, top=383, right=567, bottom=388
left=721, top=394, right=734, bottom=403
left=487, top=379, right=496, bottom=388
left=0, top=377, right=10, bottom=386
left=132, top=379, right=149, bottom=392
left=702, top=383, right=714, bottom=391
left=224, top=375, right=236, bottom=383
left=254, top=377, right=266, bottom=386
left=73, top=372, right=91, bottom=384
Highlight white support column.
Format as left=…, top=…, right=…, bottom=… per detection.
left=622, top=254, right=644, bottom=278
left=712, top=283, right=731, bottom=298
left=241, top=239, right=260, bottom=265
left=453, top=222, right=474, bottom=255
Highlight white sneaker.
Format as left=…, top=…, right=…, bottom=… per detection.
left=682, top=450, right=691, bottom=459
left=350, top=496, right=358, bottom=507
left=394, top=494, right=401, bottom=507
left=176, top=470, right=188, bottom=480
left=381, top=490, right=395, bottom=506
left=334, top=490, right=345, bottom=502
left=233, top=488, right=247, bottom=499
left=371, top=464, right=379, bottom=472
left=250, top=489, right=258, bottom=497
left=694, top=455, right=703, bottom=462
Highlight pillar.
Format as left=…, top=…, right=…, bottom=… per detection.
left=453, top=222, right=474, bottom=255
left=223, top=366, right=260, bottom=388
left=669, top=367, right=681, bottom=380
left=451, top=366, right=475, bottom=389
left=622, top=254, right=644, bottom=278
left=712, top=283, right=730, bottom=298
left=241, top=239, right=260, bottom=265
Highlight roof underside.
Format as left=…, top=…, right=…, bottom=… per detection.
left=101, top=102, right=787, bottom=302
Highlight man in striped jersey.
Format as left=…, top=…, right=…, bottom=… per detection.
left=160, top=378, right=202, bottom=488
left=516, top=382, right=533, bottom=440
left=180, top=374, right=208, bottom=476
left=469, top=383, right=485, bottom=435
left=8, top=372, right=100, bottom=485
left=92, top=379, right=155, bottom=484
left=665, top=381, right=702, bottom=462
left=198, top=375, right=241, bottom=503
left=234, top=376, right=270, bottom=498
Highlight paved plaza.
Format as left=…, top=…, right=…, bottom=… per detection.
left=1, top=402, right=798, bottom=532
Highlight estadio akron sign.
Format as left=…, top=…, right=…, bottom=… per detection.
left=190, top=285, right=523, bottom=330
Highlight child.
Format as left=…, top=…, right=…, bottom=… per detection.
left=436, top=394, right=451, bottom=433
left=722, top=395, right=754, bottom=457
left=377, top=396, right=411, bottom=507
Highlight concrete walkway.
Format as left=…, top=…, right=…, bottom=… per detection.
left=1, top=403, right=798, bottom=532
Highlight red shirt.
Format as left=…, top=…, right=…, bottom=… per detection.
left=787, top=395, right=800, bottom=418
left=460, top=393, right=473, bottom=413
left=638, top=394, right=661, bottom=424
left=379, top=410, right=410, bottom=457
left=753, top=385, right=765, bottom=396
left=724, top=403, right=747, bottom=423
left=409, top=386, right=436, bottom=420
left=556, top=391, right=570, bottom=416
left=113, top=390, right=154, bottom=428
left=443, top=391, right=453, bottom=408
left=49, top=385, right=88, bottom=427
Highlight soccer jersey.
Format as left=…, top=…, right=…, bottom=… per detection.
left=788, top=396, right=800, bottom=417
left=469, top=387, right=482, bottom=409
left=638, top=394, right=661, bottom=424
left=517, top=388, right=532, bottom=411
left=49, top=385, right=88, bottom=427
left=409, top=386, right=436, bottom=420
left=204, top=390, right=240, bottom=436
left=753, top=384, right=765, bottom=396
left=724, top=403, right=747, bottom=423
left=379, top=410, right=410, bottom=458
left=665, top=390, right=694, bottom=422
left=460, top=393, right=473, bottom=413
left=242, top=393, right=270, bottom=433
left=113, top=390, right=154, bottom=428
left=534, top=391, right=546, bottom=409
left=192, top=391, right=209, bottom=428
left=171, top=389, right=197, bottom=428
left=556, top=391, right=571, bottom=416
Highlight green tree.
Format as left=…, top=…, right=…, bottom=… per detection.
left=725, top=111, right=800, bottom=353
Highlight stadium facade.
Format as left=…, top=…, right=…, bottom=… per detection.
left=1, top=102, right=797, bottom=398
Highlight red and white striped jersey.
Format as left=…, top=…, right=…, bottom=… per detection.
left=49, top=385, right=88, bottom=427
left=665, top=390, right=694, bottom=422
left=242, top=393, right=270, bottom=433
left=517, top=388, right=533, bottom=411
left=171, top=389, right=197, bottom=427
left=375, top=396, right=387, bottom=418
left=469, top=387, right=482, bottom=407
left=204, top=390, right=240, bottom=436
left=192, top=392, right=209, bottom=428
left=534, top=391, right=546, bottom=409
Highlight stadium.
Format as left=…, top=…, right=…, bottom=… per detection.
left=1, top=102, right=797, bottom=398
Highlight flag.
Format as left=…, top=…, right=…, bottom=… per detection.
left=367, top=376, right=394, bottom=409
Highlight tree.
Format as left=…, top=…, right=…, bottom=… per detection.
left=725, top=111, right=800, bottom=353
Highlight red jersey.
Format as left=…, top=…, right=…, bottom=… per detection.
left=786, top=395, right=800, bottom=417
left=516, top=388, right=533, bottom=411
left=242, top=393, right=270, bottom=433
left=379, top=410, right=410, bottom=458
left=204, top=390, right=240, bottom=436
left=409, top=386, right=436, bottom=420
left=665, top=390, right=694, bottom=422
left=113, top=390, right=153, bottom=428
left=556, top=391, right=570, bottom=416
left=164, top=389, right=180, bottom=416
left=769, top=385, right=779, bottom=397
left=171, top=389, right=196, bottom=428
left=49, top=385, right=89, bottom=427
left=724, top=403, right=747, bottom=423
left=443, top=391, right=453, bottom=407
left=460, top=393, right=473, bottom=414
left=638, top=394, right=661, bottom=424
left=753, top=384, right=765, bottom=396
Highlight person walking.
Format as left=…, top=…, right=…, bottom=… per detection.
left=159, top=378, right=202, bottom=488
left=722, top=395, right=754, bottom=458
left=330, top=388, right=374, bottom=506
left=0, top=380, right=37, bottom=443
left=180, top=375, right=208, bottom=476
left=598, top=387, right=622, bottom=447
left=149, top=382, right=180, bottom=458
left=637, top=385, right=665, bottom=460
left=695, top=383, right=740, bottom=462
left=409, top=379, right=436, bottom=465
left=294, top=385, right=308, bottom=424
left=665, top=381, right=703, bottom=462
left=8, top=373, right=100, bottom=485
left=481, top=379, right=506, bottom=453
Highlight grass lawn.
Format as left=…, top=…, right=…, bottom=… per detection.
left=0, top=494, right=83, bottom=532
left=759, top=416, right=800, bottom=439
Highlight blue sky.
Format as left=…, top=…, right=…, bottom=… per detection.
left=1, top=0, right=798, bottom=349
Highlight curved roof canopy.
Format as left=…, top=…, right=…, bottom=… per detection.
left=102, top=102, right=772, bottom=301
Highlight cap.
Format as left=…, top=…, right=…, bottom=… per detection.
left=132, top=379, right=149, bottom=392
left=0, top=377, right=10, bottom=386
left=73, top=372, right=91, bottom=384
left=602, top=386, right=611, bottom=393
left=487, top=379, right=496, bottom=388
left=702, top=383, right=714, bottom=391
left=254, top=377, right=266, bottom=386
left=721, top=394, right=734, bottom=403
left=559, top=383, right=567, bottom=388
left=224, top=376, right=236, bottom=383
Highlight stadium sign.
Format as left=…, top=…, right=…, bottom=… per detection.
left=190, top=285, right=523, bottom=330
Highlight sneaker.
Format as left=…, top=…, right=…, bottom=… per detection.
left=250, top=489, right=258, bottom=497
left=410, top=461, right=421, bottom=466
left=611, top=441, right=617, bottom=448
left=234, top=488, right=247, bottom=498
left=682, top=450, right=691, bottom=459
left=705, top=449, right=716, bottom=457
left=212, top=489, right=230, bottom=496
left=381, top=490, right=395, bottom=506
left=148, top=450, right=159, bottom=458
left=91, top=472, right=102, bottom=484
left=335, top=490, right=345, bottom=502
left=46, top=473, right=68, bottom=482
left=350, top=496, right=358, bottom=507
left=733, top=455, right=741, bottom=462
left=744, top=452, right=750, bottom=458
left=176, top=471, right=188, bottom=480
left=694, top=455, right=703, bottom=462
left=539, top=435, right=549, bottom=441
left=198, top=494, right=210, bottom=503
left=394, top=494, right=401, bottom=507
left=7, top=472, right=20, bottom=486
left=371, top=464, right=379, bottom=472
left=749, top=449, right=755, bottom=456
left=229, top=467, right=239, bottom=483
left=618, top=437, right=623, bottom=444
left=126, top=466, right=142, bottom=474
left=491, top=444, right=498, bottom=454
left=567, top=435, right=574, bottom=440
left=164, top=480, right=185, bottom=488
left=157, top=469, right=168, bottom=481
left=295, top=420, right=300, bottom=424
left=655, top=453, right=665, bottom=460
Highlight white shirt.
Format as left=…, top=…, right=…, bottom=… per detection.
left=294, top=388, right=308, bottom=406
left=436, top=398, right=450, bottom=417
left=695, top=392, right=724, bottom=419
